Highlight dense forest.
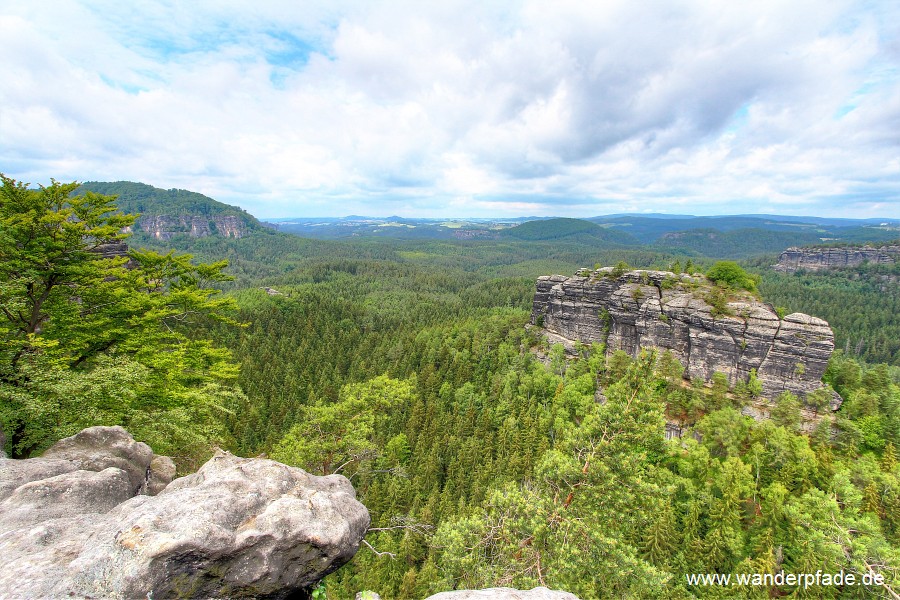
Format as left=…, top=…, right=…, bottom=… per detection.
left=76, top=181, right=261, bottom=226
left=2, top=177, right=899, bottom=598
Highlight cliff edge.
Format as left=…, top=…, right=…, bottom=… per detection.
left=774, top=244, right=900, bottom=272
left=531, top=267, right=836, bottom=405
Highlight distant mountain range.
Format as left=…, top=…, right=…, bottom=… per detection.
left=71, top=181, right=899, bottom=257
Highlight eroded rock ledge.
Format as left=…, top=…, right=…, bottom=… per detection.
left=774, top=244, right=900, bottom=272
left=531, top=268, right=836, bottom=406
left=0, top=426, right=369, bottom=599
left=138, top=214, right=248, bottom=239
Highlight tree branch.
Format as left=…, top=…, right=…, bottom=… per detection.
left=361, top=539, right=396, bottom=559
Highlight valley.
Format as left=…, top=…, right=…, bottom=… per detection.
left=2, top=178, right=899, bottom=599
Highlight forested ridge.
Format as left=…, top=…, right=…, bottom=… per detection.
left=2, top=178, right=899, bottom=598
left=76, top=181, right=260, bottom=225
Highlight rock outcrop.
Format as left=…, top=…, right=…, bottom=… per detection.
left=91, top=241, right=130, bottom=260
left=531, top=268, right=836, bottom=405
left=426, top=588, right=580, bottom=600
left=774, top=244, right=900, bottom=272
left=0, top=426, right=369, bottom=599
left=138, top=214, right=248, bottom=239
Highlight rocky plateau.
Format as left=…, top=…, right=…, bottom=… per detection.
left=774, top=244, right=900, bottom=272
left=532, top=268, right=839, bottom=420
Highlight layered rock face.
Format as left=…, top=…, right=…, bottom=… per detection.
left=91, top=241, right=130, bottom=260
left=0, top=426, right=369, bottom=599
left=532, top=268, right=835, bottom=402
left=138, top=214, right=247, bottom=239
left=774, top=245, right=900, bottom=272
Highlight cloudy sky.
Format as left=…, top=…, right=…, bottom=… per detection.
left=2, top=1, right=899, bottom=218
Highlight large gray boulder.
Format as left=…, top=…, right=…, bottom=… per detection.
left=41, top=425, right=158, bottom=493
left=0, top=427, right=369, bottom=599
left=426, top=587, right=580, bottom=600
left=0, top=425, right=163, bottom=502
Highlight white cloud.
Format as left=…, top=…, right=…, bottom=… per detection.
left=0, top=0, right=898, bottom=217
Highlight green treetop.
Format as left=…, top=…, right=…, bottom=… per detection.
left=705, top=260, right=759, bottom=293
left=0, top=175, right=242, bottom=463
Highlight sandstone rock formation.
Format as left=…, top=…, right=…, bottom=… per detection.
left=532, top=268, right=836, bottom=405
left=91, top=241, right=130, bottom=260
left=774, top=244, right=900, bottom=272
left=0, top=426, right=369, bottom=599
left=426, top=587, right=580, bottom=600
left=138, top=214, right=248, bottom=239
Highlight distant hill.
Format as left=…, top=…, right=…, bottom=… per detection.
left=500, top=218, right=639, bottom=245
left=655, top=227, right=825, bottom=259
left=588, top=215, right=825, bottom=244
left=77, top=181, right=258, bottom=223
left=75, top=181, right=261, bottom=239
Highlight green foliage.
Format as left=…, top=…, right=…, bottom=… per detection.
left=75, top=180, right=259, bottom=227
left=706, top=260, right=759, bottom=292
left=760, top=265, right=900, bottom=364
left=704, top=286, right=733, bottom=318
left=311, top=583, right=327, bottom=599
left=272, top=375, right=414, bottom=476
left=500, top=218, right=639, bottom=245
left=0, top=175, right=241, bottom=466
left=657, top=227, right=825, bottom=259
left=770, top=391, right=802, bottom=431
left=433, top=352, right=670, bottom=598
left=610, top=260, right=630, bottom=278
left=190, top=237, right=900, bottom=598
left=8, top=176, right=900, bottom=596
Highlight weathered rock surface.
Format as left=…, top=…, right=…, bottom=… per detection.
left=90, top=241, right=130, bottom=260
left=774, top=244, right=900, bottom=272
left=0, top=426, right=163, bottom=501
left=532, top=268, right=836, bottom=404
left=426, top=587, right=580, bottom=600
left=0, top=427, right=369, bottom=599
left=138, top=214, right=247, bottom=239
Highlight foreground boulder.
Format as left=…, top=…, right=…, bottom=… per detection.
left=426, top=588, right=580, bottom=599
left=0, top=425, right=168, bottom=502
left=0, top=426, right=369, bottom=599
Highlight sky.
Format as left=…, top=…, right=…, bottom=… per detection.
left=1, top=1, right=899, bottom=219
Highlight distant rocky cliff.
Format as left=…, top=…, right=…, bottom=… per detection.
left=137, top=214, right=248, bottom=239
left=774, top=244, right=900, bottom=272
left=76, top=181, right=256, bottom=240
left=532, top=268, right=836, bottom=405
